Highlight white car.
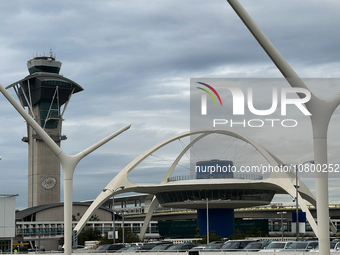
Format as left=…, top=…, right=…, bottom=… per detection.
left=258, top=241, right=293, bottom=253
left=282, top=241, right=318, bottom=252
left=310, top=242, right=339, bottom=253
left=331, top=242, right=340, bottom=252
left=188, top=246, right=206, bottom=251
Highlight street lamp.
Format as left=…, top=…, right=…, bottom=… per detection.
left=103, top=186, right=125, bottom=244
left=294, top=160, right=314, bottom=241
left=277, top=211, right=287, bottom=241
left=206, top=198, right=209, bottom=245
left=122, top=210, right=125, bottom=244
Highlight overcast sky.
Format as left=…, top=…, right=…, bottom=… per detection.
left=0, top=0, right=340, bottom=209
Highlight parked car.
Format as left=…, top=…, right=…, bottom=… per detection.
left=129, top=243, right=144, bottom=247
left=330, top=242, right=340, bottom=252
left=59, top=245, right=88, bottom=252
left=310, top=241, right=339, bottom=253
left=117, top=246, right=141, bottom=253
left=95, top=244, right=126, bottom=252
left=282, top=241, right=318, bottom=252
left=165, top=243, right=197, bottom=252
left=139, top=241, right=173, bottom=251
left=258, top=241, right=293, bottom=253
left=222, top=240, right=257, bottom=252
left=75, top=245, right=88, bottom=250
left=150, top=244, right=173, bottom=251
left=116, top=247, right=129, bottom=253
left=201, top=243, right=224, bottom=252
left=208, top=241, right=225, bottom=245
left=188, top=245, right=206, bottom=252
left=241, top=241, right=271, bottom=252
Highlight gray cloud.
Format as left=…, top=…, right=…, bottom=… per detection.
left=1, top=0, right=340, bottom=209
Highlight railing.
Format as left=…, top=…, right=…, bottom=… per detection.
left=16, top=228, right=64, bottom=235
left=167, top=173, right=263, bottom=182
left=15, top=226, right=159, bottom=237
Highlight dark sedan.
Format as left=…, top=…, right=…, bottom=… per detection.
left=95, top=244, right=126, bottom=252
left=165, top=243, right=197, bottom=252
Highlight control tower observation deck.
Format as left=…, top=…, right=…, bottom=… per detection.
left=7, top=52, right=83, bottom=207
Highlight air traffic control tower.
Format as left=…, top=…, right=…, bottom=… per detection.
left=7, top=51, right=83, bottom=207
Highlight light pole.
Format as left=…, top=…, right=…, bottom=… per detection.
left=103, top=186, right=125, bottom=244
left=122, top=210, right=125, bottom=244
left=294, top=160, right=314, bottom=241
left=206, top=198, right=209, bottom=244
left=295, top=166, right=299, bottom=241
left=295, top=165, right=299, bottom=241
left=277, top=212, right=287, bottom=241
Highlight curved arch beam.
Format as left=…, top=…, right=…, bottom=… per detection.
left=161, top=133, right=209, bottom=184
left=266, top=157, right=318, bottom=233
left=139, top=134, right=208, bottom=240
left=75, top=128, right=318, bottom=236
left=139, top=196, right=160, bottom=241
left=262, top=155, right=319, bottom=234
left=267, top=171, right=318, bottom=236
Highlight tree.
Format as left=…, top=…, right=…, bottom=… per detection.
left=89, top=214, right=100, bottom=221
left=227, top=229, right=246, bottom=240
left=245, top=227, right=267, bottom=237
left=195, top=230, right=223, bottom=244
left=227, top=227, right=267, bottom=240
left=194, top=227, right=201, bottom=238
left=78, top=228, right=102, bottom=245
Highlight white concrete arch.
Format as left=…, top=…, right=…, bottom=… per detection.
left=74, top=128, right=319, bottom=237
left=139, top=133, right=319, bottom=239
left=74, top=128, right=281, bottom=234
left=139, top=133, right=209, bottom=240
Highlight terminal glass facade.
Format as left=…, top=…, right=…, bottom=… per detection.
left=156, top=189, right=275, bottom=204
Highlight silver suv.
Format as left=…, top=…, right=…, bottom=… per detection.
left=283, top=241, right=318, bottom=252
left=258, top=241, right=293, bottom=253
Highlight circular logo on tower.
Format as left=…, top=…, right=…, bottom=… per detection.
left=41, top=177, right=57, bottom=190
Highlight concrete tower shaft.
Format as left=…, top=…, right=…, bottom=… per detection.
left=7, top=52, right=83, bottom=207
left=26, top=104, right=62, bottom=207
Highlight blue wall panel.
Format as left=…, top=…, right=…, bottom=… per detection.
left=197, top=208, right=234, bottom=238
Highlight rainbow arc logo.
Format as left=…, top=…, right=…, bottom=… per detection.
left=196, top=82, right=222, bottom=115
